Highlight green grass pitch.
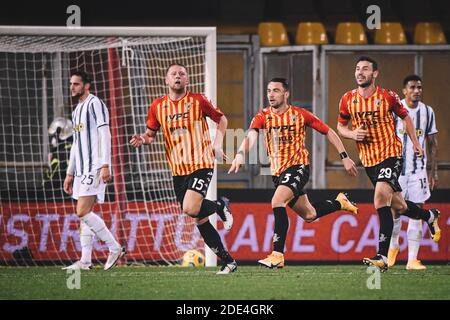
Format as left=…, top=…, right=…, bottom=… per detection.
left=1, top=265, right=449, bottom=300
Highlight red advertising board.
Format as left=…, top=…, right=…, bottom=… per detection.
left=1, top=202, right=448, bottom=262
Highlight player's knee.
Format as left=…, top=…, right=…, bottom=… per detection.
left=271, top=197, right=286, bottom=208
left=303, top=211, right=316, bottom=223
left=392, top=202, right=407, bottom=213
left=76, top=209, right=90, bottom=217
left=195, top=217, right=209, bottom=225
left=182, top=204, right=200, bottom=217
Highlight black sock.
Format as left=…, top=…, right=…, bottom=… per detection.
left=215, top=198, right=226, bottom=221
left=377, top=206, right=393, bottom=257
left=273, top=207, right=289, bottom=253
left=197, top=221, right=233, bottom=262
left=402, top=200, right=431, bottom=221
left=312, top=200, right=341, bottom=220
left=196, top=199, right=219, bottom=220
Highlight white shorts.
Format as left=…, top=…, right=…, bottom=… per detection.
left=72, top=169, right=106, bottom=203
left=398, top=170, right=430, bottom=204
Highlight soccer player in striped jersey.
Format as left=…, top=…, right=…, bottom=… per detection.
left=130, top=63, right=236, bottom=274
left=337, top=57, right=440, bottom=272
left=63, top=71, right=125, bottom=271
left=228, top=78, right=359, bottom=269
left=388, top=75, right=439, bottom=270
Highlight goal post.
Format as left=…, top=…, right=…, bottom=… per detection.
left=0, top=26, right=218, bottom=267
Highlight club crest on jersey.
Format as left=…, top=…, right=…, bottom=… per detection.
left=73, top=123, right=84, bottom=132
left=290, top=115, right=297, bottom=122
left=375, top=99, right=381, bottom=107
left=162, top=101, right=168, bottom=108
left=186, top=102, right=191, bottom=110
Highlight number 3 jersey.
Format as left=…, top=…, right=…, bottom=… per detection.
left=338, top=86, right=409, bottom=167
left=250, top=105, right=329, bottom=177
left=395, top=99, right=438, bottom=175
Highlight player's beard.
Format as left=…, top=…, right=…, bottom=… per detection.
left=170, top=82, right=186, bottom=94
left=71, top=89, right=84, bottom=101
left=410, top=95, right=421, bottom=103
left=357, top=75, right=373, bottom=88
left=270, top=102, right=282, bottom=109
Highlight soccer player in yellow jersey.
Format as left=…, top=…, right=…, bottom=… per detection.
left=337, top=57, right=441, bottom=272
left=130, top=63, right=236, bottom=274
left=229, top=78, right=358, bottom=268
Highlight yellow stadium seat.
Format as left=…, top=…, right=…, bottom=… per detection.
left=258, top=22, right=289, bottom=46
left=335, top=22, right=368, bottom=44
left=414, top=22, right=447, bottom=44
left=296, top=22, right=328, bottom=45
left=374, top=22, right=407, bottom=44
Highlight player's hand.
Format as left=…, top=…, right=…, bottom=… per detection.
left=413, top=142, right=424, bottom=157
left=130, top=134, right=145, bottom=148
left=228, top=153, right=244, bottom=174
left=342, top=157, right=358, bottom=177
left=352, top=125, right=368, bottom=141
left=63, top=174, right=74, bottom=195
left=429, top=174, right=438, bottom=191
left=213, top=146, right=228, bottom=162
left=100, top=166, right=112, bottom=183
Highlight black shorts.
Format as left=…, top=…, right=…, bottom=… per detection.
left=365, top=156, right=403, bottom=192
left=272, top=164, right=310, bottom=206
left=172, top=168, right=214, bottom=205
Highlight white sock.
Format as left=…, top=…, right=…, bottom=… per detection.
left=407, top=219, right=422, bottom=262
left=389, top=218, right=401, bottom=249
left=80, top=212, right=120, bottom=253
left=80, top=220, right=94, bottom=265
left=427, top=210, right=434, bottom=224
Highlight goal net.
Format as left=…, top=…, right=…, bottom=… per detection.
left=0, top=27, right=217, bottom=266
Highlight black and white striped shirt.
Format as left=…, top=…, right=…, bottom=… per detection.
left=71, top=94, right=110, bottom=176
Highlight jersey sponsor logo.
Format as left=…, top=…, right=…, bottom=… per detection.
left=169, top=125, right=188, bottom=133
left=166, top=112, right=189, bottom=122
left=267, top=125, right=296, bottom=133
left=355, top=111, right=380, bottom=118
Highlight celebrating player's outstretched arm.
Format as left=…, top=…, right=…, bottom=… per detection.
left=228, top=129, right=258, bottom=174
left=130, top=128, right=156, bottom=148
left=326, top=128, right=358, bottom=176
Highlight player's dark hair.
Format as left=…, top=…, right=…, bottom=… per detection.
left=71, top=70, right=92, bottom=84
left=269, top=77, right=289, bottom=91
left=356, top=56, right=378, bottom=71
left=166, top=62, right=188, bottom=74
left=403, top=74, right=422, bottom=87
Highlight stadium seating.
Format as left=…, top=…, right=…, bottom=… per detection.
left=295, top=22, right=328, bottom=45
left=258, top=22, right=289, bottom=46
left=374, top=22, right=407, bottom=44
left=335, top=22, right=368, bottom=44
left=414, top=22, right=447, bottom=44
